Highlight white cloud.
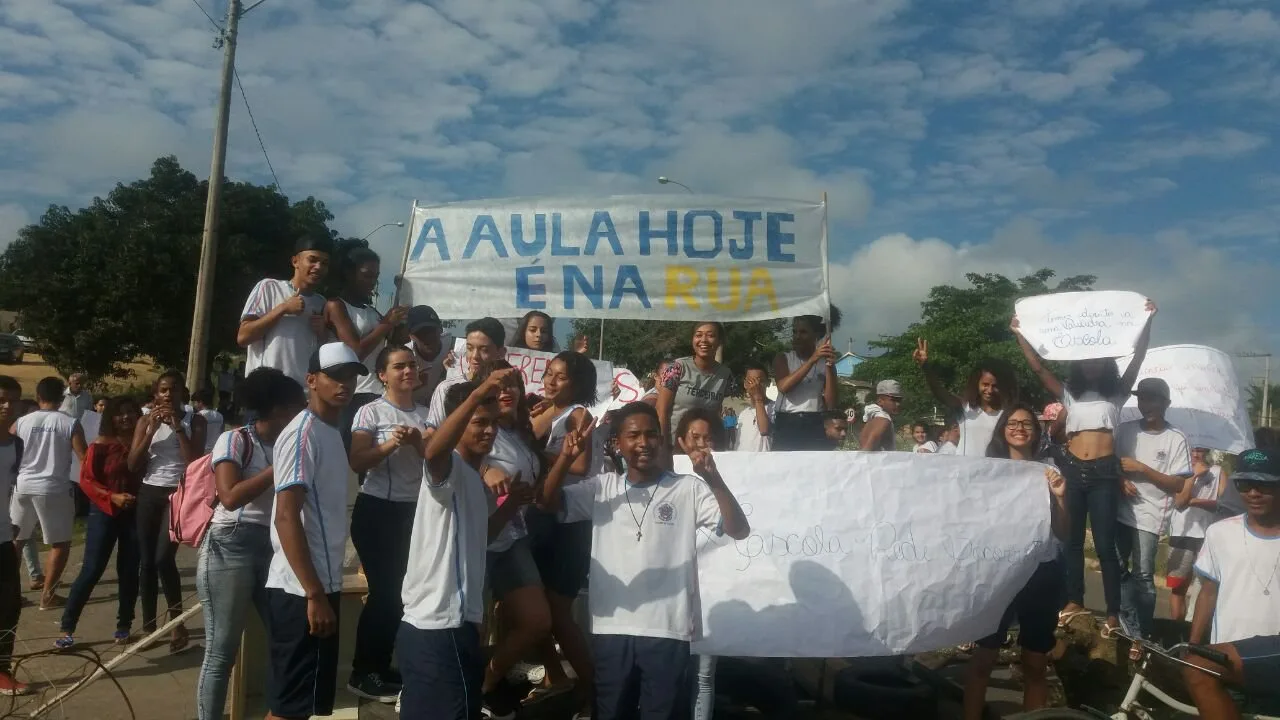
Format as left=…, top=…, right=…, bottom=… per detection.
left=1150, top=8, right=1280, bottom=46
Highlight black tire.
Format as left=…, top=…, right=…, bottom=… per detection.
left=1007, top=709, right=1109, bottom=720
left=832, top=666, right=938, bottom=719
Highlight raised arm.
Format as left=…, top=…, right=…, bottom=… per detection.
left=537, top=418, right=594, bottom=513
left=128, top=411, right=159, bottom=473
left=686, top=448, right=749, bottom=540
left=349, top=426, right=410, bottom=474
left=913, top=338, right=963, bottom=412
left=326, top=299, right=404, bottom=361
left=744, top=375, right=771, bottom=438
left=1011, top=315, right=1065, bottom=400
left=176, top=413, right=206, bottom=463
left=559, top=407, right=594, bottom=477
left=1118, top=299, right=1157, bottom=395
left=424, top=369, right=517, bottom=483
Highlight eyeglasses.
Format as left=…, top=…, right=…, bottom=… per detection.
left=1007, top=420, right=1036, bottom=430
left=1234, top=478, right=1278, bottom=494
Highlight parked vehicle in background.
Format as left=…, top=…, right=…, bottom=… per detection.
left=0, top=333, right=24, bottom=364
left=15, top=334, right=34, bottom=350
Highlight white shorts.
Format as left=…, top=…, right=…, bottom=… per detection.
left=11, top=491, right=76, bottom=545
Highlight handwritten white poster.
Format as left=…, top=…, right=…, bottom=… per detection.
left=446, top=338, right=615, bottom=416
left=1117, top=344, right=1255, bottom=454
left=1014, top=290, right=1150, bottom=360
left=674, top=452, right=1054, bottom=657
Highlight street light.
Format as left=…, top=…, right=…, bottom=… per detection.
left=362, top=221, right=404, bottom=240
left=657, top=176, right=694, bottom=194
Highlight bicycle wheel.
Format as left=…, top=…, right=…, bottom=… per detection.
left=1007, top=709, right=1112, bottom=720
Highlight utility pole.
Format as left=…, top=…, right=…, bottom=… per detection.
left=1236, top=351, right=1273, bottom=428
left=185, top=0, right=241, bottom=392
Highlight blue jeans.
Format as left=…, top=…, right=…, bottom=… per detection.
left=22, top=542, right=40, bottom=581
left=1116, top=525, right=1159, bottom=638
left=693, top=655, right=717, bottom=720
left=195, top=522, right=272, bottom=720
left=60, top=507, right=139, bottom=634
left=1061, top=454, right=1123, bottom=616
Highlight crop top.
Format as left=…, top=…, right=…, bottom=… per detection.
left=1062, top=389, right=1126, bottom=434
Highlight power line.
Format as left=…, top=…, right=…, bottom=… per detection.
left=189, top=0, right=222, bottom=31
left=233, top=67, right=282, bottom=192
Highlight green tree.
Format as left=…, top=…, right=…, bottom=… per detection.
left=570, top=318, right=789, bottom=384
left=852, top=269, right=1096, bottom=422
left=0, top=156, right=335, bottom=381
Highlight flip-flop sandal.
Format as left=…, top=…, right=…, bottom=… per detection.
left=1057, top=609, right=1089, bottom=628
left=1128, top=644, right=1143, bottom=662
left=1100, top=622, right=1122, bottom=640
left=169, top=626, right=190, bottom=654
left=524, top=683, right=574, bottom=704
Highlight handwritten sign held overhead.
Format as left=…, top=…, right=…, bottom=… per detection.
left=1015, top=290, right=1150, bottom=360
left=397, top=195, right=830, bottom=321
left=674, top=451, right=1052, bottom=657
left=1117, top=344, right=1255, bottom=454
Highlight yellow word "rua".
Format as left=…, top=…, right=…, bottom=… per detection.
left=663, top=266, right=779, bottom=312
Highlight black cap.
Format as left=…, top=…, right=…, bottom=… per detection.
left=1232, top=448, right=1280, bottom=484
left=294, top=234, right=335, bottom=256
left=407, top=306, right=442, bottom=333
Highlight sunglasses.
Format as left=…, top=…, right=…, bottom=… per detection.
left=1234, top=478, right=1279, bottom=494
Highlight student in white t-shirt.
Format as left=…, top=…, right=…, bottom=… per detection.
left=128, top=371, right=206, bottom=651
left=0, top=375, right=30, bottom=696
left=1167, top=447, right=1225, bottom=623
left=195, top=369, right=305, bottom=720
left=324, top=239, right=409, bottom=453
left=936, top=420, right=960, bottom=455
left=425, top=318, right=506, bottom=427
left=191, top=388, right=224, bottom=454
left=264, top=342, right=363, bottom=720
left=1115, top=378, right=1191, bottom=643
left=734, top=361, right=773, bottom=452
left=237, top=234, right=333, bottom=387
left=346, top=346, right=430, bottom=704
left=12, top=376, right=86, bottom=611
left=540, top=402, right=750, bottom=720
left=1183, top=448, right=1280, bottom=719
left=913, top=339, right=1020, bottom=458
left=912, top=422, right=938, bottom=453
left=397, top=369, right=524, bottom=719
left=404, top=305, right=452, bottom=407
left=771, top=314, right=837, bottom=451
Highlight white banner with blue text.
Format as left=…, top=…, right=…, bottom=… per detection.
left=398, top=196, right=829, bottom=321
left=674, top=451, right=1054, bottom=658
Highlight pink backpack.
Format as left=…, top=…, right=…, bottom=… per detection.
left=170, top=427, right=253, bottom=548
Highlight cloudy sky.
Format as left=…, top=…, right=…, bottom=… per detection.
left=1, top=0, right=1277, bottom=379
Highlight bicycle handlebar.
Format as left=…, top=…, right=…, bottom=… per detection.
left=1107, top=630, right=1227, bottom=679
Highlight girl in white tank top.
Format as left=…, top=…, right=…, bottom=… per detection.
left=772, top=315, right=838, bottom=450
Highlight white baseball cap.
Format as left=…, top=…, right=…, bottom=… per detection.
left=876, top=379, right=903, bottom=398
left=308, top=342, right=369, bottom=377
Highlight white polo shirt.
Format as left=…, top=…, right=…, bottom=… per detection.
left=267, top=409, right=349, bottom=596
left=561, top=470, right=723, bottom=641
left=1194, top=514, right=1280, bottom=644
left=424, top=376, right=465, bottom=428
left=13, top=410, right=78, bottom=495
left=352, top=397, right=429, bottom=503
left=241, top=278, right=326, bottom=387
left=1115, top=420, right=1191, bottom=535
left=401, top=452, right=491, bottom=630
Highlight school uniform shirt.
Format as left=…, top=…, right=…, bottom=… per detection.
left=936, top=441, right=958, bottom=455
left=210, top=427, right=274, bottom=527
left=401, top=452, right=491, bottom=630
left=1168, top=466, right=1222, bottom=540
left=351, top=397, right=429, bottom=503
left=424, top=376, right=465, bottom=428
left=1115, top=421, right=1192, bottom=535
left=337, top=299, right=385, bottom=396
left=957, top=405, right=1001, bottom=458
left=241, top=278, right=326, bottom=386
left=735, top=402, right=774, bottom=452
left=485, top=427, right=540, bottom=552
left=199, top=408, right=224, bottom=453
left=267, top=410, right=350, bottom=596
left=560, top=470, right=722, bottom=641
left=12, top=410, right=78, bottom=495
left=0, top=440, right=17, bottom=542
left=1193, top=514, right=1280, bottom=644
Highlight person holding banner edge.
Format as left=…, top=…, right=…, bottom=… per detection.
left=962, top=402, right=1070, bottom=720
left=1012, top=297, right=1156, bottom=637
left=771, top=313, right=839, bottom=451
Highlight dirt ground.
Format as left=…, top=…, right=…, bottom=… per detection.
left=0, top=354, right=160, bottom=399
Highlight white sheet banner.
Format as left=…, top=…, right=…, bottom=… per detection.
left=674, top=452, right=1054, bottom=657
left=1117, top=344, right=1255, bottom=454
left=398, top=196, right=829, bottom=321
left=445, top=338, right=615, bottom=416
left=1014, top=290, right=1150, bottom=360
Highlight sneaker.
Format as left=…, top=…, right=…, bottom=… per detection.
left=394, top=692, right=400, bottom=714
left=54, top=635, right=74, bottom=650
left=481, top=686, right=518, bottom=720
left=0, top=672, right=30, bottom=696
left=347, top=671, right=399, bottom=704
